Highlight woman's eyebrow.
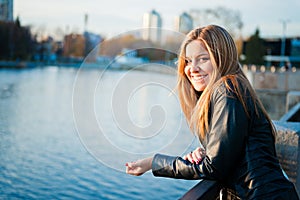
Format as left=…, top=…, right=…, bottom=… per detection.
left=195, top=53, right=209, bottom=57
left=185, top=53, right=209, bottom=59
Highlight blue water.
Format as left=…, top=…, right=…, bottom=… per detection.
left=0, top=67, right=199, bottom=199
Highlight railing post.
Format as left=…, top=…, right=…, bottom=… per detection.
left=180, top=180, right=221, bottom=200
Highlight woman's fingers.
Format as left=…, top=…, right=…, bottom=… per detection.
left=186, top=152, right=195, bottom=163
left=184, top=147, right=206, bottom=164
left=183, top=152, right=197, bottom=163
left=125, top=162, right=132, bottom=173
left=192, top=152, right=200, bottom=164
left=125, top=162, right=140, bottom=175
left=194, top=148, right=205, bottom=163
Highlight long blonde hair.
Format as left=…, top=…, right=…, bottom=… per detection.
left=177, top=25, right=275, bottom=139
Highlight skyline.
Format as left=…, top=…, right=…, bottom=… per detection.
left=14, top=0, right=300, bottom=40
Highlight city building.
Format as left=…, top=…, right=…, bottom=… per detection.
left=63, top=33, right=85, bottom=59
left=291, top=39, right=300, bottom=57
left=142, top=9, right=162, bottom=43
left=0, top=0, right=13, bottom=22
left=83, top=31, right=102, bottom=62
left=175, top=12, right=193, bottom=34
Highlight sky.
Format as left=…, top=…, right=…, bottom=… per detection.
left=14, top=0, right=300, bottom=40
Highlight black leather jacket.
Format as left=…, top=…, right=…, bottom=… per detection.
left=151, top=81, right=298, bottom=199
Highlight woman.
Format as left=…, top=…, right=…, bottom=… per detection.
left=125, top=25, right=299, bottom=199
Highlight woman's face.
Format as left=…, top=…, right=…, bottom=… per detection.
left=184, top=40, right=213, bottom=92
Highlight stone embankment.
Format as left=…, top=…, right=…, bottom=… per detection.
left=243, top=65, right=300, bottom=120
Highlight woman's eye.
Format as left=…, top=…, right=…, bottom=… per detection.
left=185, top=59, right=191, bottom=65
left=198, top=57, right=209, bottom=62
left=184, top=57, right=209, bottom=65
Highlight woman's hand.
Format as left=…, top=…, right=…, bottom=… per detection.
left=125, top=157, right=153, bottom=176
left=183, top=147, right=206, bottom=164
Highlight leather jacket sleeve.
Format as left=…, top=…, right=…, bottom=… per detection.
left=152, top=85, right=249, bottom=181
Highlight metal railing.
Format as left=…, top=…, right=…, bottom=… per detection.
left=180, top=180, right=221, bottom=200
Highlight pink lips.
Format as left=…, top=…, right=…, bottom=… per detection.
left=191, top=74, right=207, bottom=82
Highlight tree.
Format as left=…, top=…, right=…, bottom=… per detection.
left=189, top=6, right=243, bottom=39
left=99, top=33, right=179, bottom=62
left=99, top=34, right=153, bottom=57
left=0, top=17, right=34, bottom=60
left=244, top=29, right=265, bottom=65
left=13, top=18, right=34, bottom=60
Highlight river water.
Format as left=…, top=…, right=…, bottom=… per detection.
left=0, top=66, right=200, bottom=199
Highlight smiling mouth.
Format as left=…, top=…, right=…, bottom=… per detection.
left=192, top=75, right=207, bottom=82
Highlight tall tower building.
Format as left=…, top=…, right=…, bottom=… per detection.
left=142, top=9, right=162, bottom=43
left=175, top=12, right=193, bottom=34
left=0, top=0, right=13, bottom=22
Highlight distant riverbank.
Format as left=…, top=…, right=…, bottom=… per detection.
left=0, top=60, right=177, bottom=75
left=0, top=60, right=84, bottom=69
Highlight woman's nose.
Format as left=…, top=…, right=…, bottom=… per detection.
left=190, top=61, right=199, bottom=72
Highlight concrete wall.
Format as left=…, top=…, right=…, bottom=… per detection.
left=274, top=121, right=300, bottom=195
left=256, top=89, right=287, bottom=120
left=243, top=67, right=300, bottom=120
left=243, top=66, right=300, bottom=91
left=249, top=71, right=300, bottom=91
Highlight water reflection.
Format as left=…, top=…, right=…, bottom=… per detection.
left=0, top=67, right=199, bottom=199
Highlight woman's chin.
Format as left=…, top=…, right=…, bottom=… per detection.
left=193, top=84, right=206, bottom=92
